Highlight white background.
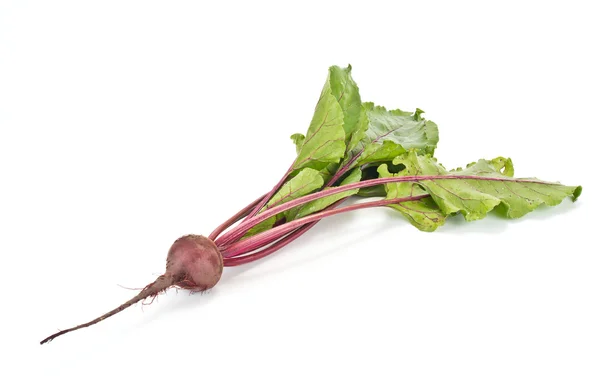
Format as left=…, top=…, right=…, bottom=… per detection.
left=1, top=1, right=598, bottom=380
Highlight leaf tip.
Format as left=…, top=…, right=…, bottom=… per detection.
left=503, top=157, right=515, bottom=177
left=572, top=185, right=582, bottom=201
left=414, top=108, right=425, bottom=121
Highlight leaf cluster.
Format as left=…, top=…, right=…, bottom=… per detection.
left=248, top=65, right=580, bottom=235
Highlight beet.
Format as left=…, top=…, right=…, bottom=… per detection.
left=40, top=235, right=222, bottom=344
left=40, top=65, right=581, bottom=346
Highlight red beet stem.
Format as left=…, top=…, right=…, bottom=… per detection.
left=208, top=194, right=265, bottom=241
left=216, top=174, right=555, bottom=246
left=221, top=195, right=429, bottom=259
left=222, top=199, right=348, bottom=265
left=325, top=153, right=362, bottom=187
left=244, top=165, right=294, bottom=221
left=40, top=274, right=176, bottom=345
left=220, top=165, right=358, bottom=260
left=223, top=223, right=314, bottom=266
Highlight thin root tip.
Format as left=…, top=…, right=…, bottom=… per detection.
left=40, top=331, right=66, bottom=345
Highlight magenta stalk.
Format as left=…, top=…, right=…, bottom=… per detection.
left=243, top=165, right=294, bottom=221
left=221, top=194, right=429, bottom=260
left=221, top=200, right=347, bottom=265
left=208, top=194, right=265, bottom=241
left=223, top=224, right=315, bottom=266
left=215, top=174, right=553, bottom=246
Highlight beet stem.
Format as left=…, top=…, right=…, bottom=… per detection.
left=325, top=152, right=361, bottom=187
left=221, top=195, right=429, bottom=259
left=243, top=166, right=294, bottom=221
left=40, top=274, right=176, bottom=345
left=216, top=174, right=556, bottom=246
left=222, top=199, right=347, bottom=265
left=235, top=198, right=348, bottom=260
left=208, top=194, right=265, bottom=241
left=219, top=158, right=358, bottom=256
left=223, top=223, right=314, bottom=266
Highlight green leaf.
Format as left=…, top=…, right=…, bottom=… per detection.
left=287, top=167, right=362, bottom=220
left=328, top=65, right=364, bottom=141
left=318, top=162, right=339, bottom=185
left=390, top=151, right=581, bottom=222
left=377, top=163, right=445, bottom=232
left=345, top=105, right=369, bottom=157
left=245, top=168, right=325, bottom=237
left=356, top=185, right=387, bottom=197
left=268, top=168, right=325, bottom=207
left=355, top=163, right=386, bottom=197
left=344, top=103, right=439, bottom=169
left=292, top=67, right=352, bottom=171
left=290, top=133, right=305, bottom=155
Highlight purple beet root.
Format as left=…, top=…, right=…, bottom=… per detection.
left=40, top=235, right=223, bottom=344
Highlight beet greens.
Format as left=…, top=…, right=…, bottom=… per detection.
left=41, top=65, right=581, bottom=344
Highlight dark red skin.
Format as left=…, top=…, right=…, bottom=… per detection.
left=40, top=234, right=223, bottom=344
left=168, top=235, right=223, bottom=291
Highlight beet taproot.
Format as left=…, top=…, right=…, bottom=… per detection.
left=40, top=235, right=222, bottom=344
